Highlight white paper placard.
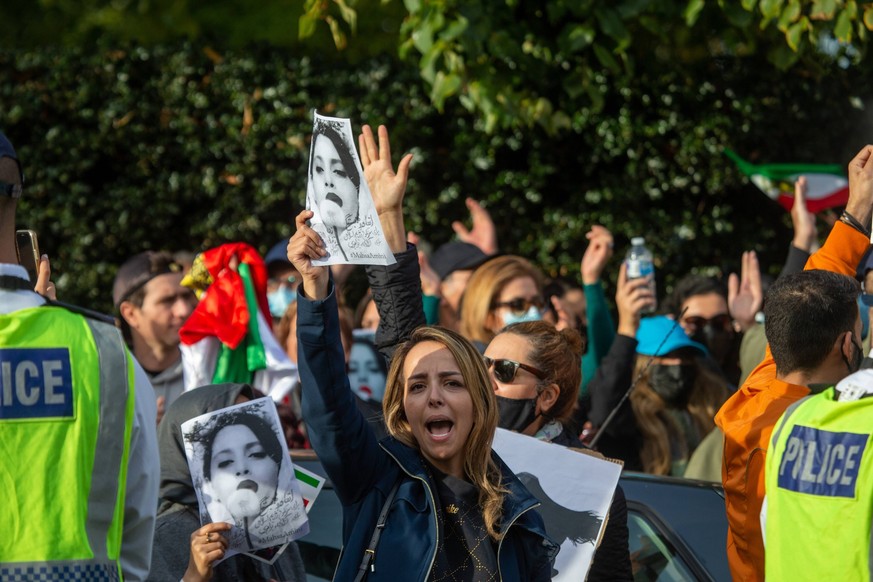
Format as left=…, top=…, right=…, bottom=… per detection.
left=492, top=428, right=623, bottom=580
left=181, top=397, right=310, bottom=560
left=305, top=111, right=396, bottom=266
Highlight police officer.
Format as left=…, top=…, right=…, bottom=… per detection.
left=763, top=367, right=873, bottom=580
left=0, top=133, right=159, bottom=580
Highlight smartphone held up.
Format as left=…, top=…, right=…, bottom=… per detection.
left=15, top=229, right=39, bottom=284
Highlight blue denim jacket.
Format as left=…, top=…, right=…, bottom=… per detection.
left=296, top=286, right=558, bottom=581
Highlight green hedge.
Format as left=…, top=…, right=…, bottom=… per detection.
left=2, top=43, right=871, bottom=312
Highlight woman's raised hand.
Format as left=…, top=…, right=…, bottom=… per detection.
left=183, top=521, right=232, bottom=582
left=359, top=124, right=413, bottom=215
left=359, top=124, right=413, bottom=252
left=287, top=210, right=329, bottom=300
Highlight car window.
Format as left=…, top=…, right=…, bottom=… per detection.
left=628, top=510, right=697, bottom=581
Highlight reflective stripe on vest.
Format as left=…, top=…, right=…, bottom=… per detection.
left=0, top=307, right=133, bottom=578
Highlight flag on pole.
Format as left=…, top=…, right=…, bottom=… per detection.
left=724, top=149, right=848, bottom=213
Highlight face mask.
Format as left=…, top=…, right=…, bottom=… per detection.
left=268, top=287, right=297, bottom=318
left=496, top=394, right=540, bottom=433
left=648, top=364, right=697, bottom=406
left=861, top=294, right=873, bottom=308
left=690, top=325, right=732, bottom=366
left=502, top=306, right=542, bottom=327
left=844, top=338, right=865, bottom=375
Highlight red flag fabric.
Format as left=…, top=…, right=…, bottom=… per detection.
left=179, top=243, right=271, bottom=349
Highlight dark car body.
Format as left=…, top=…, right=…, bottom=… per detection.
left=291, top=451, right=729, bottom=581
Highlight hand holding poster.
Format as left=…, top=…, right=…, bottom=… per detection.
left=306, top=111, right=396, bottom=266
left=492, top=428, right=623, bottom=581
left=181, top=398, right=310, bottom=560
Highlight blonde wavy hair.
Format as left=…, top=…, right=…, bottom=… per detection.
left=629, top=355, right=730, bottom=475
left=383, top=326, right=508, bottom=540
left=459, top=255, right=545, bottom=345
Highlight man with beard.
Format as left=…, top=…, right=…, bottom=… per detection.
left=715, top=144, right=873, bottom=582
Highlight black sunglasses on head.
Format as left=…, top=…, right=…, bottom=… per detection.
left=492, top=296, right=546, bottom=315
left=484, top=356, right=547, bottom=383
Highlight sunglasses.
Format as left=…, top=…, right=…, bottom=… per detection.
left=681, top=313, right=733, bottom=332
left=484, top=356, right=547, bottom=383
left=492, top=296, right=546, bottom=315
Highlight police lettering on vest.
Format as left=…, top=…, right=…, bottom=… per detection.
left=0, top=347, right=73, bottom=419
left=777, top=424, right=869, bottom=498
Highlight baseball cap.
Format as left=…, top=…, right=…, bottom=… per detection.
left=264, top=240, right=292, bottom=269
left=636, top=315, right=708, bottom=357
left=430, top=242, right=490, bottom=281
left=113, top=251, right=183, bottom=308
left=0, top=132, right=23, bottom=197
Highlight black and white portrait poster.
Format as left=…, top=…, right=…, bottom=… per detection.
left=305, top=111, right=396, bottom=266
left=181, top=398, right=310, bottom=559
left=492, top=428, right=623, bottom=581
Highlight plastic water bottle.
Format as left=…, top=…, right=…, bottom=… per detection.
left=626, top=236, right=656, bottom=314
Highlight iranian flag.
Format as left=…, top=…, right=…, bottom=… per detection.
left=725, top=149, right=848, bottom=213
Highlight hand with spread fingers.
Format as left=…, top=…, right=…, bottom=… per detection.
left=183, top=521, right=232, bottom=582
left=287, top=210, right=330, bottom=300
left=728, top=250, right=763, bottom=333
left=452, top=198, right=498, bottom=255
left=359, top=124, right=412, bottom=253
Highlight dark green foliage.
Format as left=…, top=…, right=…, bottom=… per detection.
left=2, top=43, right=872, bottom=313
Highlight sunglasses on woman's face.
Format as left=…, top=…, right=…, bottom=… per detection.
left=492, top=296, right=546, bottom=316
left=681, top=313, right=733, bottom=333
left=483, top=356, right=547, bottom=383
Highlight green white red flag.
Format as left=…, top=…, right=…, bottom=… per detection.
left=725, top=149, right=848, bottom=213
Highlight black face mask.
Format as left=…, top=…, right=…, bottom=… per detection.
left=496, top=394, right=540, bottom=433
left=649, top=364, right=697, bottom=406
left=691, top=325, right=733, bottom=366
left=843, top=338, right=865, bottom=375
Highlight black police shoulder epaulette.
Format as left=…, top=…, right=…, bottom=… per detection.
left=45, top=299, right=117, bottom=326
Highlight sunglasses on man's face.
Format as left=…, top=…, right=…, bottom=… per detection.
left=492, top=296, right=546, bottom=316
left=483, top=356, right=547, bottom=384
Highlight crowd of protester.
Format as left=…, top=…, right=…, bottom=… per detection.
left=5, top=120, right=873, bottom=581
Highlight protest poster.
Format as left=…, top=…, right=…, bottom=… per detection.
left=181, top=397, right=310, bottom=560
left=305, top=111, right=396, bottom=266
left=492, top=428, right=623, bottom=580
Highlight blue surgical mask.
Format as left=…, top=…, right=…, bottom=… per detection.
left=502, top=306, right=543, bottom=327
left=268, top=286, right=297, bottom=318
left=861, top=294, right=873, bottom=308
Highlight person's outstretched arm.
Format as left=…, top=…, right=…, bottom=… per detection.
left=360, top=124, right=425, bottom=361
left=289, top=210, right=393, bottom=505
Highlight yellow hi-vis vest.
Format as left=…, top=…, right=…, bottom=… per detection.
left=0, top=306, right=135, bottom=581
left=765, top=387, right=873, bottom=581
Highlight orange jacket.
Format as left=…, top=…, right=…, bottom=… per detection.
left=714, top=221, right=869, bottom=582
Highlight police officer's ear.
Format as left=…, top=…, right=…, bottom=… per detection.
left=118, top=300, right=141, bottom=329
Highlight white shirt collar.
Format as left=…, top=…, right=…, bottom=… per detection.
left=0, top=262, right=46, bottom=313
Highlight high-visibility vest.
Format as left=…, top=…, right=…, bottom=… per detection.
left=765, top=387, right=873, bottom=581
left=0, top=305, right=135, bottom=581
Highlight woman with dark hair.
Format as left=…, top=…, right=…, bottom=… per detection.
left=193, top=410, right=284, bottom=539
left=148, top=383, right=306, bottom=582
left=485, top=321, right=633, bottom=580
left=308, top=118, right=363, bottom=261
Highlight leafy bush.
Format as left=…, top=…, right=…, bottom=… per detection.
left=2, top=43, right=871, bottom=312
